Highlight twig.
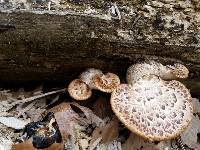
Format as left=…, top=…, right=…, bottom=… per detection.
left=12, top=88, right=65, bottom=105
left=89, top=137, right=102, bottom=150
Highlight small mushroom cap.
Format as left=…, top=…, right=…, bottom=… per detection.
left=93, top=73, right=120, bottom=93
left=167, top=63, right=189, bottom=79
left=68, top=79, right=92, bottom=100
left=111, top=75, right=193, bottom=141
left=79, top=68, right=103, bottom=89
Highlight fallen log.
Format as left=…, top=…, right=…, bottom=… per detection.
left=0, top=1, right=199, bottom=96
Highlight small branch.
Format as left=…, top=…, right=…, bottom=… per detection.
left=12, top=88, right=66, bottom=105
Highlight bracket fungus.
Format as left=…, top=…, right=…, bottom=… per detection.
left=111, top=75, right=193, bottom=141
left=126, top=61, right=189, bottom=85
left=68, top=68, right=120, bottom=100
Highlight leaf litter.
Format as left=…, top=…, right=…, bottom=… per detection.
left=0, top=85, right=198, bottom=150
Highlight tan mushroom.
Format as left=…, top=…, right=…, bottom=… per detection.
left=126, top=61, right=189, bottom=85
left=68, top=68, right=120, bottom=100
left=68, top=79, right=92, bottom=100
left=166, top=63, right=189, bottom=79
left=80, top=68, right=120, bottom=93
left=111, top=75, right=193, bottom=141
left=93, top=73, right=120, bottom=93
left=79, top=68, right=103, bottom=89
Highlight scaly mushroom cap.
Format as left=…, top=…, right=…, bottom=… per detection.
left=79, top=68, right=103, bottom=89
left=68, top=79, right=92, bottom=100
left=167, top=63, right=189, bottom=79
left=93, top=73, right=120, bottom=93
left=126, top=61, right=189, bottom=85
left=111, top=75, right=193, bottom=141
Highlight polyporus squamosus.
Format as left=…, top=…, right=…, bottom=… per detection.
left=111, top=75, right=193, bottom=141
left=68, top=79, right=92, bottom=100
left=93, top=73, right=120, bottom=93
left=80, top=68, right=120, bottom=93
left=126, top=61, right=189, bottom=85
left=68, top=68, right=120, bottom=100
left=79, top=68, right=103, bottom=89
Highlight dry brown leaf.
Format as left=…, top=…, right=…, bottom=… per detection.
left=90, top=117, right=119, bottom=145
left=50, top=102, right=104, bottom=141
left=122, top=133, right=171, bottom=150
left=49, top=103, right=80, bottom=140
left=11, top=140, right=64, bottom=150
left=70, top=102, right=105, bottom=127
left=55, top=109, right=79, bottom=140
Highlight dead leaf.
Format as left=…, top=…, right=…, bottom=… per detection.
left=0, top=117, right=30, bottom=129
left=54, top=106, right=80, bottom=140
left=122, top=133, right=171, bottom=150
left=90, top=117, right=119, bottom=145
left=70, top=102, right=105, bottom=127
left=11, top=140, right=64, bottom=150
left=181, top=114, right=200, bottom=149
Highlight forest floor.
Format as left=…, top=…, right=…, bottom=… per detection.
left=0, top=81, right=199, bottom=150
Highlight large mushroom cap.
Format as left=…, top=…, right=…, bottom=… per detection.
left=126, top=61, right=189, bottom=85
left=68, top=79, right=92, bottom=100
left=93, top=73, right=120, bottom=93
left=79, top=68, right=103, bottom=89
left=111, top=75, right=193, bottom=141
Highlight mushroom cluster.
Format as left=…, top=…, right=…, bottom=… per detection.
left=67, top=61, right=193, bottom=141
left=111, top=61, right=193, bottom=141
left=68, top=68, right=120, bottom=100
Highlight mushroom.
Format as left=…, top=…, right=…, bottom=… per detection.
left=126, top=61, right=189, bottom=85
left=68, top=68, right=120, bottom=100
left=93, top=73, right=120, bottom=93
left=79, top=68, right=103, bottom=89
left=110, top=75, right=193, bottom=141
left=68, top=79, right=92, bottom=100
left=80, top=68, right=120, bottom=93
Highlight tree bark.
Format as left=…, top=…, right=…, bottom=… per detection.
left=0, top=1, right=199, bottom=96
